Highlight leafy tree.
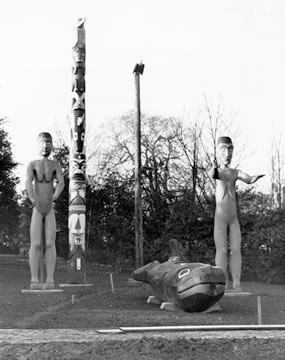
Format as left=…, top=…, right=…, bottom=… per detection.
left=0, top=119, right=20, bottom=248
left=86, top=172, right=135, bottom=267
left=15, top=191, right=32, bottom=254
left=51, top=143, right=69, bottom=258
left=235, top=187, right=285, bottom=283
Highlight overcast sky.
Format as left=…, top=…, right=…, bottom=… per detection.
left=1, top=0, right=285, bottom=192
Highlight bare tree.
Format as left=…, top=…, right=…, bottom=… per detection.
left=175, top=115, right=207, bottom=207
left=270, top=134, right=284, bottom=209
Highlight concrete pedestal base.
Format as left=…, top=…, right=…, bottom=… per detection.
left=22, top=283, right=63, bottom=294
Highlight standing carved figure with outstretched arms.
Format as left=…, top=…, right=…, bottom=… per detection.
left=25, top=132, right=64, bottom=289
left=208, top=136, right=264, bottom=291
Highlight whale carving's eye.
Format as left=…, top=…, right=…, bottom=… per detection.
left=178, top=268, right=190, bottom=279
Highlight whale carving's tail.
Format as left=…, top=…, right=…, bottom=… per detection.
left=132, top=260, right=160, bottom=283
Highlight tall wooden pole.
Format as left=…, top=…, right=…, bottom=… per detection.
left=68, top=18, right=87, bottom=283
left=133, top=62, right=144, bottom=268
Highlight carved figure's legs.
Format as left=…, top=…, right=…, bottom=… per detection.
left=29, top=207, right=43, bottom=283
left=229, top=219, right=242, bottom=290
left=214, top=216, right=228, bottom=284
left=29, top=207, right=57, bottom=285
left=44, top=209, right=57, bottom=284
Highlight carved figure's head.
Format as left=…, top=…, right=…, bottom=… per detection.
left=216, top=136, right=233, bottom=167
left=37, top=132, right=53, bottom=158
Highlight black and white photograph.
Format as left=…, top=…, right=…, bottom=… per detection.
left=0, top=0, right=284, bottom=358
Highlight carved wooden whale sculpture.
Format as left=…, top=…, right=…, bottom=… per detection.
left=132, top=239, right=226, bottom=312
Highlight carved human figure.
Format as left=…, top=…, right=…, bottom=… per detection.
left=208, top=136, right=264, bottom=291
left=25, top=132, right=64, bottom=289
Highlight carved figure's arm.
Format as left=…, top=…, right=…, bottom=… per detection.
left=25, top=162, right=35, bottom=205
left=237, top=170, right=265, bottom=184
left=52, top=163, right=65, bottom=202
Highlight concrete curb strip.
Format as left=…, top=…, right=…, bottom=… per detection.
left=0, top=328, right=285, bottom=344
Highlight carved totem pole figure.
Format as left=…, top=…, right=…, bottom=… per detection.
left=25, top=132, right=65, bottom=289
left=208, top=136, right=264, bottom=292
left=68, top=18, right=87, bottom=283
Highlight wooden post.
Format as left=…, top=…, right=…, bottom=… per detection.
left=257, top=296, right=262, bottom=325
left=133, top=62, right=144, bottom=268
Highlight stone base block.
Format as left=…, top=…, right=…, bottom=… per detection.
left=224, top=291, right=253, bottom=297
left=203, top=302, right=222, bottom=313
left=160, top=302, right=179, bottom=311
left=22, top=285, right=63, bottom=294
left=147, top=295, right=162, bottom=305
left=58, top=283, right=94, bottom=288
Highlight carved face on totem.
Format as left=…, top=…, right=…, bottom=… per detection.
left=72, top=47, right=85, bottom=77
left=216, top=137, right=234, bottom=167
left=73, top=47, right=85, bottom=63
left=72, top=73, right=85, bottom=93
left=70, top=153, right=86, bottom=182
left=37, top=132, right=53, bottom=158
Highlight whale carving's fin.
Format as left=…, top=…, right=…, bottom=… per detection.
left=168, top=239, right=189, bottom=263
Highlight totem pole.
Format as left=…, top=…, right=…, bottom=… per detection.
left=68, top=18, right=87, bottom=283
